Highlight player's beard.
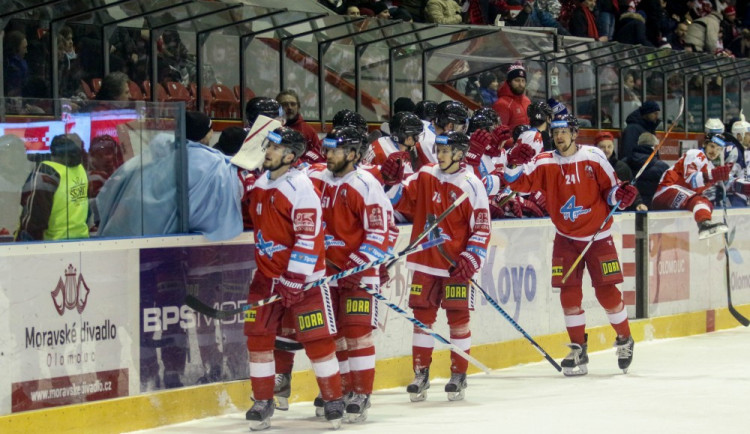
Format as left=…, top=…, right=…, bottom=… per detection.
left=263, top=157, right=286, bottom=172
left=327, top=158, right=349, bottom=175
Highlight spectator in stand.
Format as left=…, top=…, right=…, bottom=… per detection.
left=614, top=10, right=653, bottom=46
left=87, top=134, right=124, bottom=199
left=493, top=62, right=531, bottom=132
left=597, top=0, right=620, bottom=41
left=729, top=28, right=750, bottom=58
left=398, top=0, right=429, bottom=22
left=276, top=89, right=324, bottom=164
left=688, top=0, right=714, bottom=20
left=3, top=30, right=29, bottom=97
left=95, top=71, right=131, bottom=101
left=370, top=2, right=392, bottom=19
left=620, top=100, right=661, bottom=161
left=669, top=21, right=689, bottom=50
left=636, top=0, right=668, bottom=47
left=625, top=132, right=669, bottom=207
left=569, top=0, right=608, bottom=41
left=346, top=3, right=362, bottom=16
left=478, top=71, right=499, bottom=107
left=16, top=135, right=89, bottom=242
left=721, top=6, right=742, bottom=49
left=390, top=6, right=415, bottom=21
left=684, top=8, right=723, bottom=53
left=425, top=0, right=463, bottom=24
left=57, top=26, right=82, bottom=98
left=594, top=131, right=647, bottom=211
left=467, top=0, right=501, bottom=25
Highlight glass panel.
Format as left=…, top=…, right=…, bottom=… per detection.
left=2, top=99, right=187, bottom=242
left=573, top=62, right=595, bottom=128
left=725, top=76, right=740, bottom=125
left=687, top=75, right=704, bottom=132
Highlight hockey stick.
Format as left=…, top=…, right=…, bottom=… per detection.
left=719, top=166, right=750, bottom=326
left=427, top=219, right=562, bottom=372
left=185, top=237, right=444, bottom=319
left=327, top=260, right=491, bottom=374
left=561, top=98, right=685, bottom=284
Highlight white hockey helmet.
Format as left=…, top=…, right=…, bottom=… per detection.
left=704, top=118, right=725, bottom=135
left=731, top=111, right=750, bottom=140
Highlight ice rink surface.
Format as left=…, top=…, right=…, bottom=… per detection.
left=131, top=326, right=750, bottom=434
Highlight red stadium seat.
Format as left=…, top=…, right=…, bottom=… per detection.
left=80, top=80, right=95, bottom=99
left=91, top=78, right=102, bottom=94
left=233, top=85, right=255, bottom=102
left=128, top=80, right=145, bottom=101
left=190, top=83, right=213, bottom=116
left=210, top=83, right=239, bottom=118
left=165, top=81, right=194, bottom=109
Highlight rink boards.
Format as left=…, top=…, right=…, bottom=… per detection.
left=1, top=210, right=749, bottom=433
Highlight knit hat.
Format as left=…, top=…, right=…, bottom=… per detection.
left=371, top=2, right=389, bottom=16
left=548, top=98, right=568, bottom=116
left=185, top=111, right=212, bottom=142
left=506, top=63, right=527, bottom=82
left=637, top=132, right=658, bottom=146
left=594, top=131, right=614, bottom=145
left=639, top=101, right=660, bottom=115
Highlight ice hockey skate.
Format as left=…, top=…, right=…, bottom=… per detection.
left=313, top=392, right=325, bottom=417
left=324, top=398, right=346, bottom=429
left=444, top=373, right=467, bottom=401
left=561, top=341, right=589, bottom=376
left=406, top=368, right=430, bottom=402
left=246, top=399, right=274, bottom=431
left=345, top=393, right=371, bottom=423
left=272, top=373, right=291, bottom=411
left=615, top=335, right=635, bottom=373
left=698, top=220, right=728, bottom=240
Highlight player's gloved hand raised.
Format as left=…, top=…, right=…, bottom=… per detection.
left=338, top=251, right=370, bottom=290
left=381, top=151, right=410, bottom=186
left=506, top=142, right=535, bottom=167
left=711, top=163, right=732, bottom=182
left=466, top=130, right=492, bottom=167
left=490, top=125, right=513, bottom=154
left=518, top=195, right=545, bottom=217
left=615, top=182, right=638, bottom=209
left=237, top=170, right=256, bottom=201
left=450, top=251, right=481, bottom=281
left=276, top=271, right=307, bottom=308
left=528, top=190, right=547, bottom=213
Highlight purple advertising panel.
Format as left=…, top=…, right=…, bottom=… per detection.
left=139, top=244, right=255, bottom=392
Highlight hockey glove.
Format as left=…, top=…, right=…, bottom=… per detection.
left=490, top=125, right=513, bottom=155
left=237, top=170, right=257, bottom=202
left=506, top=142, right=535, bottom=167
left=528, top=190, right=547, bottom=213
left=467, top=130, right=492, bottom=167
left=450, top=251, right=482, bottom=281
left=302, top=148, right=326, bottom=165
left=710, top=163, right=732, bottom=182
left=614, top=182, right=638, bottom=209
left=518, top=195, right=545, bottom=217
left=338, top=251, right=370, bottom=291
left=381, top=151, right=410, bottom=186
left=276, top=271, right=307, bottom=308
left=491, top=193, right=522, bottom=218
left=379, top=264, right=391, bottom=287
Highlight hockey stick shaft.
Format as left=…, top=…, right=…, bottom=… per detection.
left=429, top=235, right=561, bottom=372
left=185, top=238, right=444, bottom=319
left=719, top=182, right=750, bottom=326
left=562, top=98, right=686, bottom=284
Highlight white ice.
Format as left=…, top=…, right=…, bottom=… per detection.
left=130, top=326, right=750, bottom=434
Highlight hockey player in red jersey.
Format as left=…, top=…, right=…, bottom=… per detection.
left=244, top=127, right=344, bottom=430
left=364, top=111, right=423, bottom=181
left=503, top=114, right=639, bottom=376
left=651, top=134, right=731, bottom=239
left=305, top=126, right=394, bottom=422
left=388, top=130, right=491, bottom=401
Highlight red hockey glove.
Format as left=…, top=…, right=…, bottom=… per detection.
left=302, top=148, right=326, bottom=165
left=379, top=264, right=391, bottom=287
left=491, top=193, right=522, bottom=218
left=276, top=271, right=307, bottom=308
left=381, top=151, right=410, bottom=186
left=615, top=182, right=638, bottom=209
left=506, top=142, right=535, bottom=167
left=337, top=251, right=370, bottom=290
left=528, top=190, right=546, bottom=212
left=450, top=251, right=482, bottom=281
left=518, top=196, right=545, bottom=217
left=237, top=170, right=256, bottom=202
left=710, top=163, right=732, bottom=182
left=467, top=130, right=492, bottom=167
left=490, top=125, right=513, bottom=155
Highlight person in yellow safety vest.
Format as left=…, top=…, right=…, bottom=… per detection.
left=15, top=134, right=89, bottom=241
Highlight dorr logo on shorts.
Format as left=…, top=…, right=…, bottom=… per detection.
left=293, top=209, right=317, bottom=235
left=298, top=310, right=325, bottom=331
left=410, top=284, right=422, bottom=296
left=346, top=298, right=371, bottom=315
left=244, top=309, right=257, bottom=322
left=551, top=265, right=563, bottom=277
left=445, top=284, right=467, bottom=300
left=601, top=259, right=621, bottom=276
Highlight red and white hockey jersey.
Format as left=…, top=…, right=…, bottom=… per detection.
left=389, top=163, right=491, bottom=277
left=505, top=145, right=620, bottom=241
left=656, top=149, right=716, bottom=195
left=472, top=152, right=508, bottom=197
left=308, top=168, right=393, bottom=287
left=248, top=168, right=326, bottom=281
left=517, top=128, right=545, bottom=155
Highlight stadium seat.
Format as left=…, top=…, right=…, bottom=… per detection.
left=91, top=78, right=102, bottom=94
left=141, top=80, right=152, bottom=100
left=211, top=83, right=239, bottom=118
left=233, top=85, right=255, bottom=103
left=128, top=80, right=145, bottom=101
left=190, top=83, right=213, bottom=116
left=80, top=80, right=95, bottom=99
left=165, top=81, right=194, bottom=109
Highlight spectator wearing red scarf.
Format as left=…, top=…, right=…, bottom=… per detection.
left=569, top=0, right=606, bottom=41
